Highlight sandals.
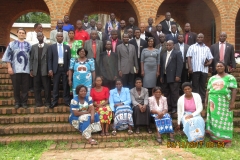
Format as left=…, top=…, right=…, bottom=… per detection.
left=128, top=130, right=133, bottom=135
left=156, top=137, right=162, bottom=144
left=105, top=132, right=110, bottom=136
left=135, top=127, right=140, bottom=134
left=89, top=139, right=98, bottom=145
left=147, top=128, right=153, bottom=134
left=112, top=130, right=117, bottom=136
left=100, top=132, right=105, bottom=136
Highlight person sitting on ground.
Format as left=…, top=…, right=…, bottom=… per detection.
left=176, top=82, right=205, bottom=142
left=69, top=85, right=101, bottom=145
left=149, top=86, right=175, bottom=144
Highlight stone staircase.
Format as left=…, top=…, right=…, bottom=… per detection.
left=0, top=63, right=240, bottom=144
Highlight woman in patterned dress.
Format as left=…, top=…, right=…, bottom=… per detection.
left=205, top=62, right=237, bottom=147
left=69, top=85, right=101, bottom=145
left=90, top=76, right=112, bottom=136
left=149, top=86, right=175, bottom=144
left=68, top=48, right=95, bottom=97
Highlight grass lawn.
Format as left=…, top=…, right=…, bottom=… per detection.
left=0, top=141, right=53, bottom=160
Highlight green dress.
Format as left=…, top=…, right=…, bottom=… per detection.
left=64, top=40, right=83, bottom=59
left=206, top=74, right=237, bottom=143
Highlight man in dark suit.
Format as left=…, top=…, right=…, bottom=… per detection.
left=84, top=30, right=103, bottom=76
left=160, top=12, right=177, bottom=35
left=85, top=19, right=97, bottom=35
left=126, top=17, right=138, bottom=32
left=128, top=28, right=134, bottom=41
left=129, top=28, right=148, bottom=78
left=152, top=24, right=163, bottom=46
left=184, top=23, right=197, bottom=45
left=139, top=23, right=152, bottom=42
left=30, top=32, right=51, bottom=107
left=99, top=40, right=118, bottom=90
left=210, top=32, right=236, bottom=74
left=119, top=20, right=127, bottom=40
left=174, top=34, right=190, bottom=95
left=117, top=33, right=139, bottom=89
left=96, top=21, right=108, bottom=50
left=48, top=32, right=71, bottom=108
left=160, top=40, right=183, bottom=113
left=146, top=17, right=156, bottom=33
left=82, top=15, right=91, bottom=30
left=166, top=24, right=178, bottom=44
left=111, top=29, right=122, bottom=53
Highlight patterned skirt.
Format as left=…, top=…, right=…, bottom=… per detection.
left=182, top=112, right=205, bottom=142
left=153, top=113, right=174, bottom=134
left=114, top=105, right=134, bottom=130
left=95, top=100, right=112, bottom=124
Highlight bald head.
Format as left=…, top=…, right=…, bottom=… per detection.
left=197, top=33, right=204, bottom=44
left=166, top=40, right=174, bottom=51
left=219, top=32, right=227, bottom=43
left=57, top=20, right=64, bottom=29
left=159, top=33, right=165, bottom=43
left=139, top=23, right=146, bottom=33
left=56, top=32, right=63, bottom=43
left=129, top=17, right=135, bottom=26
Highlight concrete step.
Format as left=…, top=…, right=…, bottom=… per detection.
left=0, top=90, right=65, bottom=98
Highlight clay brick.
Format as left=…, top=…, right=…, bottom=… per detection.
left=71, top=143, right=78, bottom=149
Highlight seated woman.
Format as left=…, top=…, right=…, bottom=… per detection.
left=149, top=87, right=174, bottom=144
left=176, top=82, right=205, bottom=142
left=130, top=77, right=152, bottom=134
left=90, top=76, right=112, bottom=136
left=69, top=85, right=101, bottom=145
left=109, top=79, right=134, bottom=135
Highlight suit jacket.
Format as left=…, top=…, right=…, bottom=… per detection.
left=160, top=20, right=177, bottom=35
left=166, top=33, right=178, bottom=44
left=112, top=39, right=123, bottom=53
left=48, top=43, right=71, bottom=74
left=160, top=49, right=183, bottom=83
left=50, top=30, right=69, bottom=44
left=117, top=43, right=138, bottom=74
left=82, top=23, right=91, bottom=30
left=155, top=42, right=167, bottom=57
left=86, top=27, right=97, bottom=35
left=130, top=87, right=149, bottom=107
left=126, top=25, right=138, bottom=32
left=174, top=43, right=189, bottom=63
left=99, top=51, right=118, bottom=81
left=210, top=42, right=236, bottom=73
left=151, top=31, right=162, bottom=46
left=129, top=38, right=148, bottom=60
left=84, top=39, right=103, bottom=64
left=96, top=31, right=108, bottom=50
left=145, top=26, right=156, bottom=33
left=30, top=43, right=49, bottom=76
left=184, top=32, right=197, bottom=45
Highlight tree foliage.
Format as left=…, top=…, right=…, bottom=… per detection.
left=16, top=12, right=51, bottom=23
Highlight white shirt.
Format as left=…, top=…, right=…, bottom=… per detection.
left=172, top=32, right=177, bottom=38
left=179, top=43, right=184, bottom=61
left=157, top=31, right=162, bottom=36
left=136, top=38, right=140, bottom=58
left=97, top=31, right=102, bottom=40
left=84, top=23, right=89, bottom=27
left=38, top=43, right=44, bottom=48
left=165, top=49, right=173, bottom=73
left=166, top=20, right=171, bottom=31
left=26, top=31, right=47, bottom=45
left=140, top=32, right=146, bottom=40
left=57, top=42, right=64, bottom=64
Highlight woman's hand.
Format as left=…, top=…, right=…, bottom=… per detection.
left=141, top=105, right=147, bottom=112
left=90, top=115, right=94, bottom=124
left=157, top=111, right=164, bottom=119
left=229, top=101, right=235, bottom=111
left=185, top=114, right=193, bottom=120
left=114, top=103, right=122, bottom=107
left=68, top=80, right=72, bottom=87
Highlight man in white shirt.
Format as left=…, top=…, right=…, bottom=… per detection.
left=26, top=23, right=47, bottom=45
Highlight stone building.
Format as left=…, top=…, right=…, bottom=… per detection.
left=0, top=0, right=240, bottom=51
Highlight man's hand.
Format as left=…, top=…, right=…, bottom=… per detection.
left=30, top=71, right=34, bottom=77
left=175, top=76, right=180, bottom=82
left=8, top=68, right=14, bottom=75
left=135, top=69, right=138, bottom=74
left=141, top=71, right=144, bottom=77
left=48, top=70, right=53, bottom=77
left=119, top=71, right=122, bottom=77
left=188, top=67, right=193, bottom=74
left=160, top=78, right=163, bottom=83
left=156, top=72, right=159, bottom=78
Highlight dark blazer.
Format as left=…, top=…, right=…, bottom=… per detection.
left=82, top=23, right=91, bottom=30
left=174, top=43, right=189, bottom=63
left=129, top=38, right=148, bottom=60
left=160, top=49, right=183, bottom=83
left=145, top=26, right=156, bottom=33
left=126, top=25, right=139, bottom=32
left=210, top=42, right=236, bottom=73
left=48, top=43, right=71, bottom=74
left=183, top=32, right=197, bottom=46
left=30, top=43, right=49, bottom=76
left=166, top=33, right=178, bottom=44
left=155, top=41, right=167, bottom=57
left=97, top=31, right=108, bottom=50
left=151, top=31, right=162, bottom=46
left=160, top=20, right=177, bottom=35
left=117, top=43, right=138, bottom=74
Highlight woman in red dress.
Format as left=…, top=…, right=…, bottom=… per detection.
left=90, top=76, right=112, bottom=136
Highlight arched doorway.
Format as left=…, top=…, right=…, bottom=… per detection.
left=155, top=0, right=221, bottom=46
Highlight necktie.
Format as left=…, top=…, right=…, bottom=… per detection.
left=92, top=41, right=96, bottom=58
left=58, top=44, right=63, bottom=58
left=167, top=21, right=170, bottom=28
left=185, top=33, right=189, bottom=44
left=108, top=51, right=110, bottom=56
left=220, top=43, right=224, bottom=62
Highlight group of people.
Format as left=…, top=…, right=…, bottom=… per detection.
left=2, top=12, right=237, bottom=146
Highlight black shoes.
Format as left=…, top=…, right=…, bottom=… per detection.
left=22, top=104, right=28, bottom=109
left=49, top=103, right=58, bottom=109
left=14, top=104, right=20, bottom=109
left=64, top=103, right=70, bottom=107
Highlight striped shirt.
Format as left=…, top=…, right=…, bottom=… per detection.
left=186, top=43, right=213, bottom=73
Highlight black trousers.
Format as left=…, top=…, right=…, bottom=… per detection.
left=33, top=69, right=51, bottom=106
left=180, top=67, right=189, bottom=95
left=11, top=73, right=29, bottom=105
left=122, top=73, right=134, bottom=89
left=29, top=76, right=34, bottom=89
left=192, top=72, right=208, bottom=103
left=52, top=66, right=70, bottom=105
left=103, top=79, right=115, bottom=90
left=161, top=75, right=179, bottom=111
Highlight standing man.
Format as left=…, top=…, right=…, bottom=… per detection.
left=174, top=34, right=190, bottom=85
left=50, top=20, right=69, bottom=44
left=152, top=24, right=163, bottom=46
left=99, top=41, right=118, bottom=90
left=2, top=28, right=31, bottom=109
left=165, top=24, right=178, bottom=44
left=82, top=15, right=91, bottom=30
left=86, top=19, right=97, bottom=35
left=119, top=20, right=127, bottom=40
left=129, top=28, right=148, bottom=78
left=74, top=20, right=90, bottom=42
left=26, top=23, right=47, bottom=45
left=30, top=32, right=51, bottom=108
left=160, top=40, right=183, bottom=114
left=111, top=29, right=122, bottom=53
left=140, top=23, right=153, bottom=42
left=105, top=13, right=120, bottom=39
left=183, top=23, right=197, bottom=45
left=84, top=30, right=103, bottom=76
left=56, top=15, right=74, bottom=32
left=126, top=17, right=138, bottom=32
left=117, top=33, right=138, bottom=89
left=96, top=21, right=108, bottom=50
left=146, top=17, right=156, bottom=32
left=48, top=32, right=71, bottom=108
left=160, top=12, right=177, bottom=35
left=127, top=28, right=134, bottom=40
left=210, top=32, right=236, bottom=74
left=187, top=33, right=213, bottom=103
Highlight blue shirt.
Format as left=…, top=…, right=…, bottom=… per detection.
left=2, top=40, right=31, bottom=74
left=56, top=24, right=74, bottom=32
left=109, top=87, right=131, bottom=112
left=186, top=43, right=213, bottom=73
